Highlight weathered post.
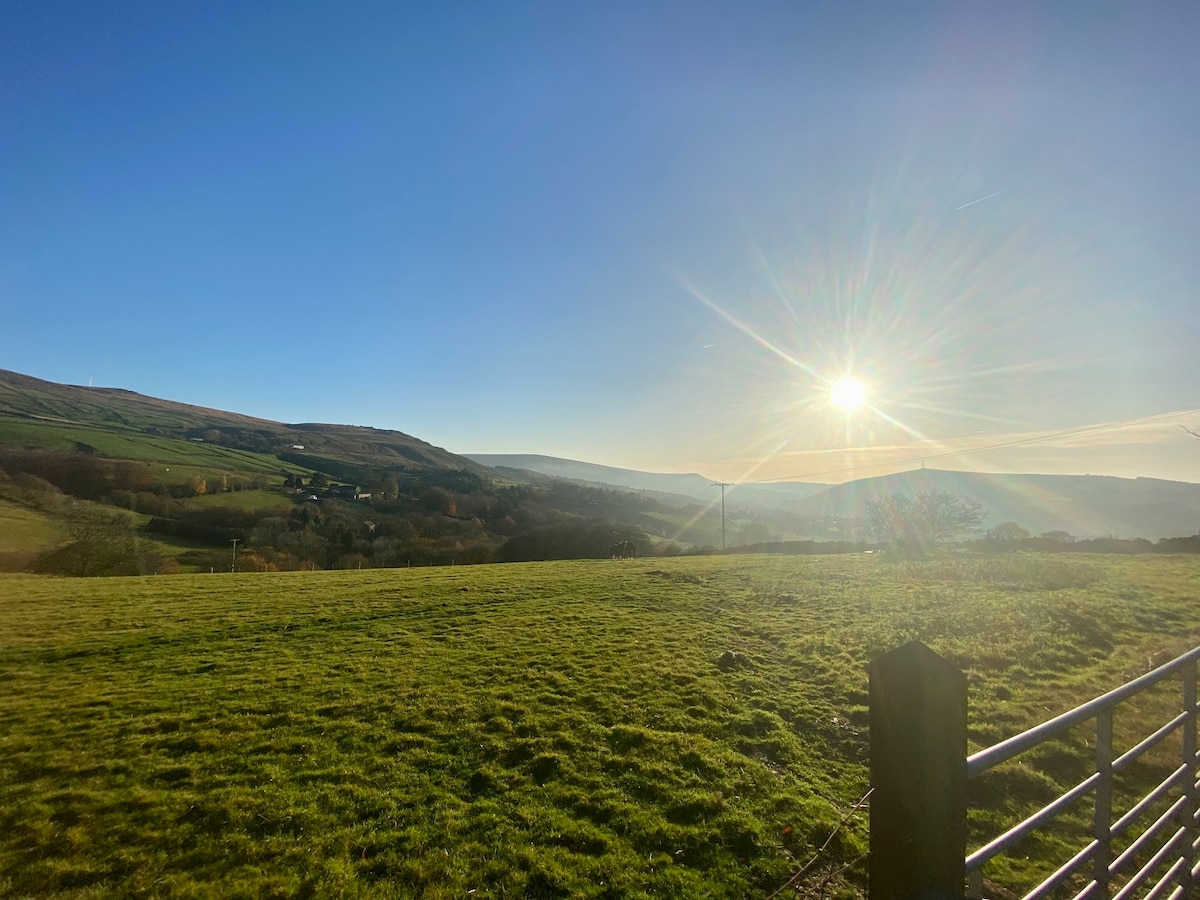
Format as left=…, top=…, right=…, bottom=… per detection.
left=869, top=641, right=967, bottom=900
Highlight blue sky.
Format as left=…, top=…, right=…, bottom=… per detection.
left=4, top=2, right=1199, bottom=483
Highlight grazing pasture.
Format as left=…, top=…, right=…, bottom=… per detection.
left=0, top=416, right=299, bottom=477
left=0, top=500, right=63, bottom=553
left=1, top=553, right=1196, bottom=898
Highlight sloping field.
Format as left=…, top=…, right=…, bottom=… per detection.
left=0, top=370, right=494, bottom=476
left=0, top=499, right=64, bottom=553
left=1, top=554, right=1196, bottom=898
left=0, top=416, right=304, bottom=477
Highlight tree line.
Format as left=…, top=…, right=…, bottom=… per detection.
left=864, top=487, right=1198, bottom=556
left=4, top=451, right=1195, bottom=576
left=0, top=451, right=673, bottom=575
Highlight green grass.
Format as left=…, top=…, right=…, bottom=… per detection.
left=0, top=371, right=485, bottom=475
left=639, top=509, right=723, bottom=546
left=0, top=417, right=306, bottom=477
left=1, top=553, right=1197, bottom=898
left=0, top=499, right=64, bottom=553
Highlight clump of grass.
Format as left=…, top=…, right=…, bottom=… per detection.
left=907, top=556, right=1102, bottom=591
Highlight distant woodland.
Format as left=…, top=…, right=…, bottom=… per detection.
left=0, top=449, right=665, bottom=575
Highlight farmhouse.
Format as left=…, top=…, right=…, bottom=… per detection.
left=324, top=484, right=372, bottom=501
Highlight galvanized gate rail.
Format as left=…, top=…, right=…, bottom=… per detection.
left=869, top=642, right=1200, bottom=900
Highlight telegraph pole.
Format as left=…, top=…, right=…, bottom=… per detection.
left=712, top=482, right=732, bottom=550
left=230, top=538, right=239, bottom=573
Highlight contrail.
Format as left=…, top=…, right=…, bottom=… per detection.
left=955, top=188, right=1008, bottom=211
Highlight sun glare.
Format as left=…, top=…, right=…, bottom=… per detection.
left=830, top=376, right=868, bottom=411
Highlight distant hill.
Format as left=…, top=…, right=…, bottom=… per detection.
left=465, top=454, right=1200, bottom=540
left=0, top=369, right=488, bottom=477
left=0, top=371, right=693, bottom=573
left=795, top=468, right=1200, bottom=540
left=465, top=454, right=718, bottom=497
left=5, top=371, right=1198, bottom=544
left=465, top=454, right=829, bottom=509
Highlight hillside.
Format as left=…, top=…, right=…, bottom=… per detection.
left=0, top=371, right=707, bottom=573
left=467, top=453, right=1200, bottom=541
left=465, top=453, right=829, bottom=510
left=465, top=454, right=727, bottom=499
left=0, top=369, right=487, bottom=477
left=796, top=468, right=1200, bottom=540
left=3, top=369, right=1198, bottom=571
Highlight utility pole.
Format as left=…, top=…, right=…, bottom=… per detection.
left=712, top=482, right=732, bottom=550
left=230, top=538, right=239, bottom=573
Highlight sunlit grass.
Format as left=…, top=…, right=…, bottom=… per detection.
left=1, top=553, right=1195, bottom=897
left=0, top=500, right=64, bottom=552
left=0, top=416, right=302, bottom=475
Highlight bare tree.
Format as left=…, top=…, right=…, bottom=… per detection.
left=33, top=505, right=150, bottom=576
left=986, top=521, right=1030, bottom=542
left=866, top=488, right=985, bottom=554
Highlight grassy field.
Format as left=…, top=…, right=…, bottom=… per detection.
left=1, top=553, right=1197, bottom=898
left=0, top=500, right=64, bottom=553
left=0, top=416, right=305, bottom=478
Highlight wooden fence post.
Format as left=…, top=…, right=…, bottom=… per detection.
left=869, top=641, right=968, bottom=900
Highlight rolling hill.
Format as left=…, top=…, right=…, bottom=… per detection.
left=4, top=369, right=1198, bottom=547
left=794, top=468, right=1200, bottom=541
left=465, top=453, right=830, bottom=509
left=0, top=369, right=489, bottom=478
left=464, top=454, right=729, bottom=498
left=468, top=454, right=1200, bottom=541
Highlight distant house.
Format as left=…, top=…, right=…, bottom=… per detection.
left=317, top=483, right=373, bottom=501
left=291, top=444, right=305, bottom=450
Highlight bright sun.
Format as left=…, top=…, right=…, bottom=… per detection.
left=829, top=376, right=868, bottom=411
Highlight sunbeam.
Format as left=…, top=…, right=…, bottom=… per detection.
left=667, top=141, right=1144, bottom=484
